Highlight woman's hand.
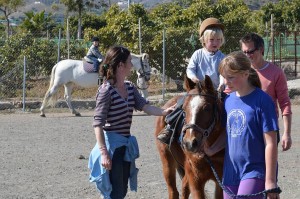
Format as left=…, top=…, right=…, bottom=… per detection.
left=162, top=103, right=177, bottom=116
left=100, top=149, right=112, bottom=170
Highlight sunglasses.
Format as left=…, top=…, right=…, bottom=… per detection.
left=243, top=48, right=258, bottom=55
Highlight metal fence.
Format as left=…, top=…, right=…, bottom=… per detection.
left=0, top=25, right=300, bottom=111
left=264, top=31, right=300, bottom=79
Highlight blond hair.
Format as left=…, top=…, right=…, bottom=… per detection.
left=219, top=51, right=261, bottom=88
left=199, top=28, right=225, bottom=47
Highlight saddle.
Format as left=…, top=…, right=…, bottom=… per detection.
left=165, top=95, right=186, bottom=144
left=82, top=59, right=97, bottom=73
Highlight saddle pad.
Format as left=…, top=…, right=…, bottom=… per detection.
left=83, top=60, right=97, bottom=73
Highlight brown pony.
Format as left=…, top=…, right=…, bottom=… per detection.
left=155, top=75, right=225, bottom=199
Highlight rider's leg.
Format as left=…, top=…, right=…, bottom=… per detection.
left=157, top=124, right=173, bottom=145
left=93, top=60, right=99, bottom=72
left=157, top=97, right=185, bottom=145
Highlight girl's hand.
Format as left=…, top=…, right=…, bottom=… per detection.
left=101, top=149, right=112, bottom=170
left=265, top=182, right=280, bottom=199
left=267, top=192, right=280, bottom=199
left=281, top=133, right=292, bottom=151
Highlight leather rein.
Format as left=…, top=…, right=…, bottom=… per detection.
left=181, top=93, right=219, bottom=142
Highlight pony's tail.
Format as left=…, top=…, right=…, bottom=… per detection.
left=41, top=64, right=58, bottom=108
left=48, top=64, right=57, bottom=91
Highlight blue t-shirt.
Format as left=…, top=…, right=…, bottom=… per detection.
left=223, top=88, right=279, bottom=186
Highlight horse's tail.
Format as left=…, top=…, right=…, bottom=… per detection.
left=48, top=64, right=57, bottom=91
left=41, top=63, right=59, bottom=108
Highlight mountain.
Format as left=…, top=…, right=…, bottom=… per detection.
left=6, top=0, right=280, bottom=23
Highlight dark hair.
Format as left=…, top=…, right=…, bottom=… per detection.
left=219, top=51, right=261, bottom=88
left=100, top=46, right=130, bottom=84
left=239, top=33, right=264, bottom=55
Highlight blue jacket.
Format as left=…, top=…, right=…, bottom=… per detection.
left=88, top=132, right=139, bottom=199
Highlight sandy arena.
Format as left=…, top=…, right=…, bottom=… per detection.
left=0, top=105, right=299, bottom=199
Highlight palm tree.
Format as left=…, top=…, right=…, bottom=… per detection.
left=20, top=10, right=55, bottom=37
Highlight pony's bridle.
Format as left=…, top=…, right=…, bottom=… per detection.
left=137, top=56, right=151, bottom=81
left=181, top=94, right=219, bottom=141
left=136, top=55, right=151, bottom=90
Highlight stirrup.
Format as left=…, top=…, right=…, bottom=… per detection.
left=157, top=129, right=172, bottom=145
left=98, top=75, right=103, bottom=85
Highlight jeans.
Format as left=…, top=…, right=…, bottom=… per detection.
left=93, top=60, right=100, bottom=72
left=109, top=146, right=131, bottom=199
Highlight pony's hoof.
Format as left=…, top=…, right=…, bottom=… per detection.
left=40, top=114, right=46, bottom=117
left=75, top=113, right=81, bottom=117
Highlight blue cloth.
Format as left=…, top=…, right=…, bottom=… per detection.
left=88, top=132, right=139, bottom=199
left=223, top=88, right=279, bottom=186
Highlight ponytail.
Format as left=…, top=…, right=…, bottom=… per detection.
left=248, top=68, right=261, bottom=88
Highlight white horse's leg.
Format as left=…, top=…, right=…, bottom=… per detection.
left=64, top=83, right=81, bottom=116
left=40, top=84, right=60, bottom=117
left=137, top=77, right=149, bottom=99
left=142, top=89, right=149, bottom=99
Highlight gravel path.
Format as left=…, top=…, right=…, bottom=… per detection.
left=0, top=105, right=299, bottom=199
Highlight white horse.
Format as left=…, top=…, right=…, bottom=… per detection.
left=40, top=53, right=151, bottom=117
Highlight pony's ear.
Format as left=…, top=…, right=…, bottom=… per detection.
left=204, top=75, right=215, bottom=92
left=184, top=75, right=196, bottom=92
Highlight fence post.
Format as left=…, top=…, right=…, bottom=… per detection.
left=22, top=56, right=26, bottom=112
left=128, top=0, right=131, bottom=9
left=294, top=31, right=298, bottom=76
left=67, top=17, right=70, bottom=59
left=162, top=28, right=166, bottom=100
left=139, top=18, right=142, bottom=54
left=271, top=14, right=275, bottom=63
left=57, top=28, right=61, bottom=62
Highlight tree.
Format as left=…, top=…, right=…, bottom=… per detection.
left=282, top=0, right=300, bottom=31
left=213, top=0, right=252, bottom=53
left=261, top=1, right=285, bottom=25
left=61, top=0, right=85, bottom=39
left=20, top=11, right=56, bottom=37
left=67, top=13, right=106, bottom=39
left=0, top=0, right=24, bottom=38
left=147, top=3, right=199, bottom=88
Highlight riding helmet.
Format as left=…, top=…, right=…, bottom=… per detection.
left=92, top=37, right=100, bottom=42
left=199, top=18, right=224, bottom=37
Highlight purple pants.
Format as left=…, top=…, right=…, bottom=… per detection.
left=223, top=178, right=265, bottom=199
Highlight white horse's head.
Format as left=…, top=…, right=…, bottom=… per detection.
left=131, top=53, right=151, bottom=82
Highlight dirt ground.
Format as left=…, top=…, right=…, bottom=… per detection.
left=0, top=105, right=299, bottom=199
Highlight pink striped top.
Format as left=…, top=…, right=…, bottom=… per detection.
left=93, top=81, right=148, bottom=135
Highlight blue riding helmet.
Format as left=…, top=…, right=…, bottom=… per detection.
left=92, top=37, right=99, bottom=42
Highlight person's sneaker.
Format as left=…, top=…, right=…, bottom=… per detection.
left=157, top=128, right=173, bottom=145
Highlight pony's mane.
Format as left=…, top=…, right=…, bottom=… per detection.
left=184, top=75, right=218, bottom=99
left=131, top=53, right=142, bottom=57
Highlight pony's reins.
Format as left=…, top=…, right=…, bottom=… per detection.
left=167, top=92, right=219, bottom=178
left=166, top=90, right=282, bottom=198
left=204, top=154, right=282, bottom=198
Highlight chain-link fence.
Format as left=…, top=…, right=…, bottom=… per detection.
left=0, top=24, right=299, bottom=111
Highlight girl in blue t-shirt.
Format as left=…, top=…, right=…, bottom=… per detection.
left=219, top=51, right=280, bottom=199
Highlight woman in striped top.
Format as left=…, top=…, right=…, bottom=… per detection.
left=88, top=46, right=175, bottom=199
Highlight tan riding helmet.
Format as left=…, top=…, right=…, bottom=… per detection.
left=199, top=17, right=224, bottom=37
